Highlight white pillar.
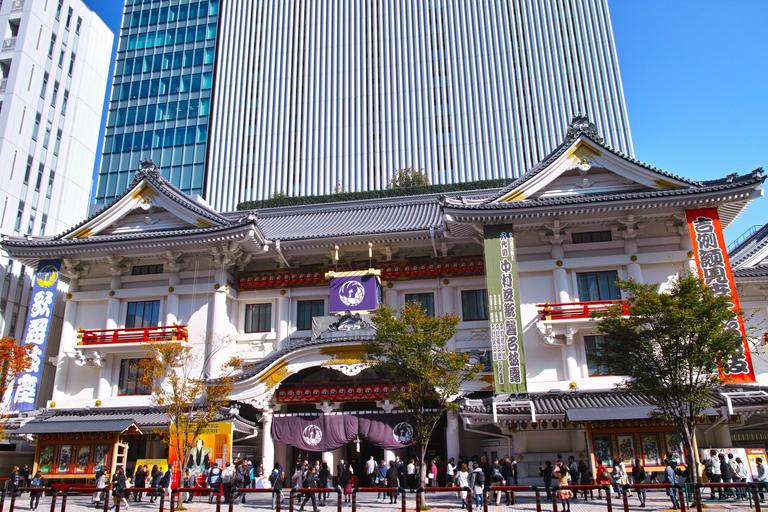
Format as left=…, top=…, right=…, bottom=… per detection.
left=322, top=451, right=335, bottom=474
left=713, top=425, right=733, bottom=448
left=53, top=278, right=79, bottom=400
left=624, top=239, right=644, bottom=283
left=564, top=343, right=580, bottom=381
left=261, top=411, right=275, bottom=472
left=106, top=276, right=122, bottom=330
left=385, top=287, right=399, bottom=309
left=96, top=354, right=113, bottom=398
left=553, top=267, right=570, bottom=303
left=384, top=449, right=396, bottom=464
left=165, top=271, right=180, bottom=325
left=680, top=231, right=698, bottom=274
left=207, top=266, right=229, bottom=377
left=441, top=282, right=455, bottom=314
left=446, top=410, right=461, bottom=463
left=277, top=293, right=290, bottom=349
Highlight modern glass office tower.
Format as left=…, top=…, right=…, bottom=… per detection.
left=94, top=0, right=633, bottom=211
left=95, top=0, right=218, bottom=204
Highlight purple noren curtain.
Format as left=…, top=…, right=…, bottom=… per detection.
left=358, top=414, right=416, bottom=449
left=271, top=415, right=359, bottom=451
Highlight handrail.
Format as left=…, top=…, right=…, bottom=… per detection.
left=352, top=487, right=406, bottom=512
left=78, top=325, right=189, bottom=345
left=536, top=300, right=629, bottom=321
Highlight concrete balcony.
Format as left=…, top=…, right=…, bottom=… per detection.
left=77, top=324, right=188, bottom=345
left=534, top=300, right=628, bottom=346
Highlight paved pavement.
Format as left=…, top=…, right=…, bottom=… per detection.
left=2, top=489, right=761, bottom=512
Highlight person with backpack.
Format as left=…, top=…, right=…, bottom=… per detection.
left=207, top=462, right=223, bottom=503
left=268, top=462, right=285, bottom=509
left=631, top=459, right=647, bottom=507
left=595, top=459, right=610, bottom=499
left=471, top=464, right=485, bottom=508
left=704, top=449, right=722, bottom=500
left=297, top=465, right=319, bottom=512
left=29, top=471, right=45, bottom=511
left=490, top=458, right=504, bottom=505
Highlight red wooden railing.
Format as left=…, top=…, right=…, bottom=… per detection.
left=77, top=324, right=188, bottom=345
left=535, top=300, right=629, bottom=321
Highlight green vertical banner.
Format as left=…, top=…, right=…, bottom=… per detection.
left=483, top=225, right=527, bottom=394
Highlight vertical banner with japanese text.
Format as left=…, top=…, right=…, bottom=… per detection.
left=12, top=259, right=61, bottom=411
left=483, top=225, right=527, bottom=393
left=686, top=208, right=756, bottom=383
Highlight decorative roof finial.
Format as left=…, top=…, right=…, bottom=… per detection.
left=565, top=113, right=603, bottom=143
left=130, top=159, right=163, bottom=187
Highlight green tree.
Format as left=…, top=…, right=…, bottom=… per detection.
left=0, top=337, right=33, bottom=437
left=139, top=337, right=241, bottom=497
left=364, top=303, right=482, bottom=502
left=388, top=167, right=429, bottom=189
left=594, top=273, right=746, bottom=478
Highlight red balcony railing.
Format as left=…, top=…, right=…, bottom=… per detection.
left=77, top=325, right=188, bottom=345
left=535, top=300, right=629, bottom=321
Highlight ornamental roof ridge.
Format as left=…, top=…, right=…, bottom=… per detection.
left=731, top=264, right=768, bottom=279
left=441, top=170, right=765, bottom=211
left=236, top=187, right=502, bottom=217
left=52, top=160, right=231, bottom=242
left=446, top=115, right=702, bottom=207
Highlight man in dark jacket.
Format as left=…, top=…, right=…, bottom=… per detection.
left=269, top=462, right=285, bottom=509
left=719, top=454, right=733, bottom=498
left=539, top=461, right=553, bottom=500
left=298, top=466, right=319, bottom=512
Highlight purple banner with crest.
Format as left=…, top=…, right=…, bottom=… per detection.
left=271, top=415, right=358, bottom=451
left=329, top=275, right=381, bottom=313
left=359, top=414, right=416, bottom=449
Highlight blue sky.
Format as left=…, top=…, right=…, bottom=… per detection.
left=84, top=0, right=765, bottom=245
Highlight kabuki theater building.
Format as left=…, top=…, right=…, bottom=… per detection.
left=4, top=117, right=768, bottom=482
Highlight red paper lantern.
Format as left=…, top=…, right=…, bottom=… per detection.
left=420, top=264, right=428, bottom=275
left=394, top=266, right=401, bottom=277
left=240, top=277, right=246, bottom=286
left=298, top=273, right=306, bottom=283
left=268, top=275, right=276, bottom=285
left=436, top=263, right=444, bottom=274
left=313, top=272, right=321, bottom=282
left=428, top=264, right=436, bottom=274
left=468, top=260, right=476, bottom=271
left=338, top=387, right=347, bottom=398
left=386, top=266, right=394, bottom=278
left=461, top=261, right=469, bottom=272
left=477, top=259, right=484, bottom=270
left=283, top=272, right=291, bottom=284
left=404, top=265, right=412, bottom=276
left=452, top=262, right=461, bottom=273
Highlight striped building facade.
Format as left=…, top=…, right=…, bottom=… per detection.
left=95, top=0, right=633, bottom=211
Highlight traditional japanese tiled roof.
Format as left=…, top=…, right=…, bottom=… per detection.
left=441, top=170, right=764, bottom=210
left=256, top=200, right=442, bottom=241
left=729, top=222, right=768, bottom=268
left=732, top=265, right=768, bottom=278
left=1, top=221, right=256, bottom=248
left=460, top=385, right=768, bottom=417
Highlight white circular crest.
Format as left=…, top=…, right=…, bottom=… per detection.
left=339, top=281, right=365, bottom=307
left=302, top=424, right=323, bottom=446
left=393, top=421, right=414, bottom=445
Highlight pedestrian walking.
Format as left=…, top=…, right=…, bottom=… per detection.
left=755, top=457, right=768, bottom=501
left=376, top=459, right=388, bottom=501
left=704, top=449, right=723, bottom=499
left=297, top=465, right=319, bottom=512
left=471, top=465, right=485, bottom=509
left=29, top=471, right=45, bottom=511
left=387, top=461, right=400, bottom=504
left=112, top=467, right=129, bottom=510
left=631, top=459, right=647, bottom=507
left=133, top=465, right=146, bottom=502
left=539, top=461, right=554, bottom=500
left=665, top=460, right=680, bottom=509
left=553, top=462, right=572, bottom=512
left=579, top=460, right=594, bottom=500
left=455, top=463, right=470, bottom=509
left=269, top=462, right=285, bottom=509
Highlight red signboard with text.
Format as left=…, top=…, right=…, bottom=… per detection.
left=686, top=208, right=756, bottom=383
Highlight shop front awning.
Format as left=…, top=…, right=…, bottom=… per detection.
left=15, top=419, right=142, bottom=435
left=565, top=405, right=657, bottom=422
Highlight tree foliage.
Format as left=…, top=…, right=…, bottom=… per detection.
left=0, top=337, right=33, bottom=436
left=388, top=167, right=430, bottom=189
left=138, top=339, right=241, bottom=474
left=364, top=303, right=482, bottom=493
left=594, top=273, right=745, bottom=476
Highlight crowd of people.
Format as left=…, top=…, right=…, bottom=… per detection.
left=8, top=450, right=768, bottom=510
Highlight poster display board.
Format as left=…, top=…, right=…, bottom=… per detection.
left=168, top=421, right=233, bottom=475
left=483, top=225, right=527, bottom=393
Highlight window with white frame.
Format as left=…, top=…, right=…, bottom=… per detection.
left=296, top=300, right=324, bottom=330
left=245, top=303, right=272, bottom=333
left=404, top=292, right=435, bottom=317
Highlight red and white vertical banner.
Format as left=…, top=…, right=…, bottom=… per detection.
left=686, top=208, right=756, bottom=383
